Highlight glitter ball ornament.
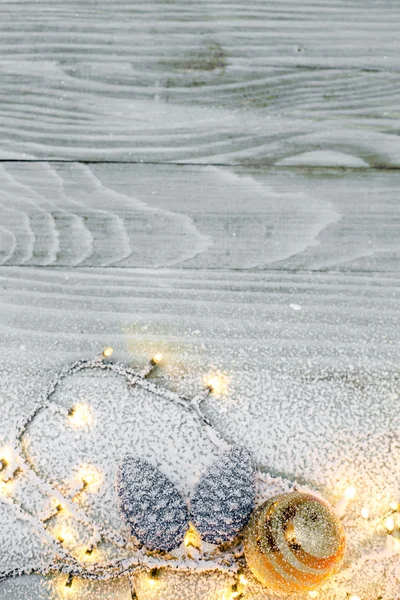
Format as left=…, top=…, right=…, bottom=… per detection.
left=244, top=491, right=346, bottom=593
left=190, top=446, right=256, bottom=545
left=117, top=456, right=189, bottom=552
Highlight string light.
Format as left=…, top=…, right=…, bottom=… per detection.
left=149, top=353, right=163, bottom=370
left=0, top=480, right=13, bottom=495
left=147, top=569, right=159, bottom=587
left=2, top=468, right=20, bottom=484
left=82, top=474, right=95, bottom=487
left=56, top=575, right=76, bottom=597
left=0, top=447, right=21, bottom=487
left=55, top=527, right=75, bottom=545
left=205, top=373, right=228, bottom=396
left=5, top=348, right=394, bottom=598
left=69, top=465, right=103, bottom=500
left=42, top=498, right=67, bottom=522
left=184, top=524, right=201, bottom=549
left=335, top=486, right=356, bottom=517
left=0, top=447, right=12, bottom=461
left=78, top=546, right=99, bottom=563
left=0, top=447, right=13, bottom=478
left=207, top=376, right=222, bottom=393
left=76, top=465, right=102, bottom=492
left=0, top=449, right=16, bottom=492
left=228, top=583, right=243, bottom=599
left=385, top=517, right=395, bottom=533
left=1, top=350, right=248, bottom=593
left=393, top=537, right=400, bottom=551
left=68, top=404, right=92, bottom=428
left=102, top=347, right=114, bottom=358
left=228, top=575, right=248, bottom=600
left=345, top=487, right=357, bottom=500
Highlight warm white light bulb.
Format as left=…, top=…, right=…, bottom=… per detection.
left=389, top=501, right=399, bottom=511
left=184, top=524, right=201, bottom=549
left=0, top=447, right=12, bottom=470
left=361, top=507, right=370, bottom=519
left=68, top=403, right=92, bottom=428
left=147, top=569, right=159, bottom=587
left=82, top=474, right=95, bottom=486
left=102, top=347, right=113, bottom=358
left=56, top=527, right=75, bottom=545
left=153, top=353, right=163, bottom=363
left=345, top=487, right=356, bottom=500
left=205, top=373, right=228, bottom=396
left=308, top=592, right=318, bottom=599
left=349, top=595, right=361, bottom=600
left=76, top=465, right=102, bottom=492
left=385, top=516, right=395, bottom=532
left=207, top=376, right=221, bottom=392
left=80, top=547, right=98, bottom=563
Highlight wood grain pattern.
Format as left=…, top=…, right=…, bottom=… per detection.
left=0, top=162, right=399, bottom=271
left=0, top=0, right=400, bottom=164
left=0, top=1, right=399, bottom=597
left=1, top=265, right=399, bottom=494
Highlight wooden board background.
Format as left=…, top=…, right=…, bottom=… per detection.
left=0, top=0, right=400, bottom=165
left=0, top=1, right=399, bottom=599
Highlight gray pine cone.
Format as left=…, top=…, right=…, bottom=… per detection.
left=190, top=446, right=256, bottom=545
left=117, top=456, right=189, bottom=552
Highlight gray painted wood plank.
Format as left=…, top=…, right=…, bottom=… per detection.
left=0, top=0, right=400, bottom=163
left=0, top=162, right=399, bottom=271
left=0, top=575, right=132, bottom=600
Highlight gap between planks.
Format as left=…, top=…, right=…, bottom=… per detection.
left=0, top=159, right=400, bottom=172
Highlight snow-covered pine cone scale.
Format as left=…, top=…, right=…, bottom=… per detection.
left=190, top=446, right=256, bottom=545
left=117, top=456, right=189, bottom=552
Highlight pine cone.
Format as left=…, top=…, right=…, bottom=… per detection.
left=117, top=456, right=189, bottom=552
left=190, top=446, right=256, bottom=544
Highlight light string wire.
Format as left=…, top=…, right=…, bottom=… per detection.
left=0, top=350, right=397, bottom=598
left=0, top=351, right=287, bottom=594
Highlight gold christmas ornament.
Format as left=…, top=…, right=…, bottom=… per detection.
left=244, top=491, right=346, bottom=593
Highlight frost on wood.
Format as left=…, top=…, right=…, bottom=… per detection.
left=0, top=304, right=400, bottom=600
left=117, top=456, right=189, bottom=552
left=0, top=356, right=247, bottom=597
left=0, top=574, right=133, bottom=600
left=190, top=446, right=256, bottom=545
